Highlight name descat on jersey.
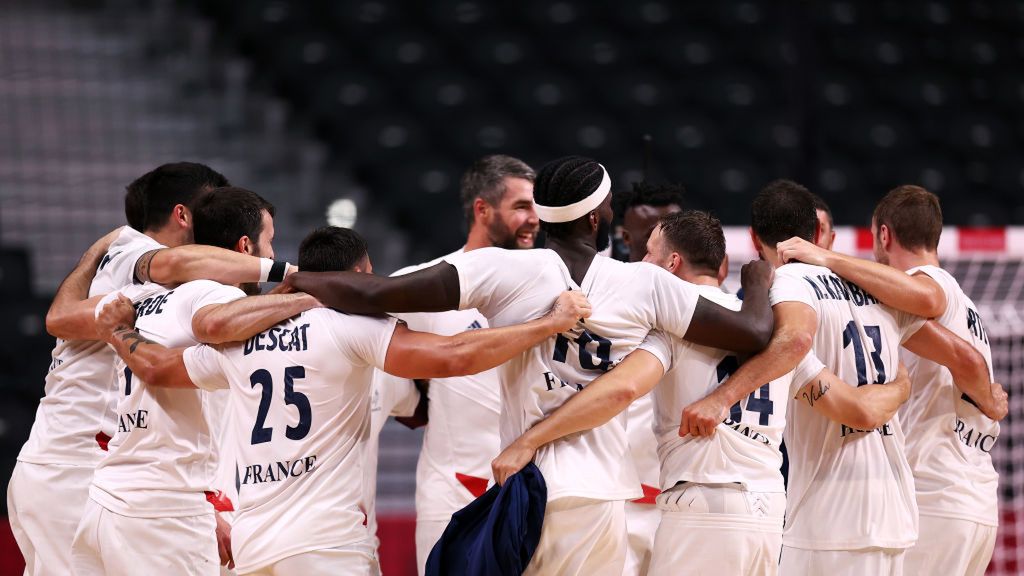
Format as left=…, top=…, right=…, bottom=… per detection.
left=90, top=279, right=244, bottom=519
left=392, top=249, right=503, bottom=522
left=640, top=285, right=825, bottom=494
left=770, top=262, right=925, bottom=551
left=443, top=248, right=700, bottom=503
left=19, top=226, right=163, bottom=466
left=899, top=265, right=999, bottom=526
left=183, top=308, right=398, bottom=574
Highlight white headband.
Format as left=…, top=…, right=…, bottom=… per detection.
left=533, top=164, right=611, bottom=223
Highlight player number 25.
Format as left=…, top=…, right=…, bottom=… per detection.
left=248, top=366, right=312, bottom=445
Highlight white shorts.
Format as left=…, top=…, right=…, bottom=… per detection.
left=71, top=498, right=220, bottom=576
left=623, top=501, right=660, bottom=576
left=241, top=541, right=379, bottom=576
left=524, top=496, right=627, bottom=576
left=779, top=546, right=904, bottom=576
left=903, top=515, right=996, bottom=576
left=7, top=461, right=94, bottom=576
left=415, top=518, right=449, bottom=576
left=649, top=483, right=785, bottom=576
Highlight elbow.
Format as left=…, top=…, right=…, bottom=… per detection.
left=195, top=316, right=231, bottom=345
left=45, top=309, right=67, bottom=339
left=439, top=346, right=475, bottom=378
left=781, top=329, right=814, bottom=362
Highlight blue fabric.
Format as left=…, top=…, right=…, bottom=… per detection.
left=425, top=463, right=547, bottom=576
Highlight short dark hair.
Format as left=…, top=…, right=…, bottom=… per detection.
left=613, top=181, right=685, bottom=220
left=298, top=226, right=369, bottom=272
left=659, top=210, right=725, bottom=275
left=810, top=193, right=833, bottom=228
left=533, top=155, right=605, bottom=239
left=192, top=187, right=275, bottom=250
left=123, top=162, right=229, bottom=232
left=751, top=179, right=818, bottom=246
left=873, top=185, right=943, bottom=251
left=460, top=155, right=535, bottom=228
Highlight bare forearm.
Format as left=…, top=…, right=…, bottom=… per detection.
left=287, top=264, right=459, bottom=315
left=713, top=328, right=810, bottom=407
left=684, top=287, right=773, bottom=353
left=825, top=252, right=942, bottom=318
left=47, top=247, right=109, bottom=340
left=106, top=328, right=191, bottom=388
left=519, top=351, right=663, bottom=450
left=148, top=245, right=266, bottom=285
left=196, top=293, right=321, bottom=344
left=442, top=317, right=560, bottom=376
left=847, top=383, right=906, bottom=429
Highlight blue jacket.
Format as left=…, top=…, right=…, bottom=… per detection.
left=425, top=463, right=546, bottom=576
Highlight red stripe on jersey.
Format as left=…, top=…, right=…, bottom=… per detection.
left=205, top=490, right=234, bottom=512
left=959, top=227, right=1006, bottom=252
left=631, top=484, right=661, bottom=505
left=95, top=432, right=111, bottom=451
left=455, top=473, right=489, bottom=498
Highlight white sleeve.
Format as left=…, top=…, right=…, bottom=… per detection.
left=183, top=345, right=230, bottom=391
left=383, top=374, right=420, bottom=418
left=637, top=330, right=674, bottom=374
left=769, top=267, right=818, bottom=311
left=789, top=351, right=827, bottom=395
left=645, top=266, right=699, bottom=339
left=94, top=291, right=120, bottom=319
left=186, top=281, right=247, bottom=319
left=896, top=309, right=927, bottom=344
left=444, top=248, right=567, bottom=319
left=326, top=314, right=400, bottom=369
left=101, top=242, right=162, bottom=288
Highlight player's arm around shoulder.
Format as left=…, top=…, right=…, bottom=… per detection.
left=192, top=291, right=323, bottom=344
left=382, top=289, right=591, bottom=379
left=680, top=300, right=815, bottom=438
left=684, top=260, right=774, bottom=353
left=95, top=294, right=195, bottom=389
left=794, top=363, right=912, bottom=431
left=492, top=347, right=667, bottom=486
left=134, top=244, right=295, bottom=288
left=903, top=320, right=1008, bottom=420
left=777, top=236, right=946, bottom=318
left=45, top=227, right=122, bottom=340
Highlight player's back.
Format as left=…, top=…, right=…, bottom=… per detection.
left=771, top=262, right=923, bottom=551
left=91, top=279, right=242, bottom=518
left=645, top=286, right=823, bottom=493
left=392, top=251, right=502, bottom=520
left=445, top=248, right=700, bottom=502
left=898, top=265, right=998, bottom=526
left=20, top=226, right=162, bottom=466
left=189, top=307, right=397, bottom=574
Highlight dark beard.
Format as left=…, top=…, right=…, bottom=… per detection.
left=488, top=217, right=529, bottom=250
left=596, top=217, right=612, bottom=252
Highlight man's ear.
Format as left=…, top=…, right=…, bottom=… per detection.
left=235, top=235, right=253, bottom=255
left=666, top=252, right=682, bottom=274
left=749, top=228, right=763, bottom=257
left=173, top=204, right=190, bottom=229
left=473, top=197, right=490, bottom=223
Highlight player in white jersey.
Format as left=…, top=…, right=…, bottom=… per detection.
left=92, top=225, right=591, bottom=576
left=388, top=155, right=538, bottom=572
left=285, top=156, right=777, bottom=575
left=7, top=163, right=295, bottom=576
left=611, top=181, right=683, bottom=576
left=491, top=210, right=912, bottom=576
left=69, top=187, right=311, bottom=576
left=365, top=371, right=422, bottom=556
left=777, top=185, right=1008, bottom=575
left=681, top=180, right=1001, bottom=575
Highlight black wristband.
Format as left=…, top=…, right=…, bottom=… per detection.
left=268, top=260, right=288, bottom=283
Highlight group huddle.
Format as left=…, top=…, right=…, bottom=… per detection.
left=6, top=155, right=1006, bottom=576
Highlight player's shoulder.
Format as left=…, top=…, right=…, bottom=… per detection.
left=392, top=251, right=456, bottom=277
left=694, top=284, right=741, bottom=310
left=776, top=261, right=829, bottom=278
left=109, top=226, right=162, bottom=252
left=908, top=264, right=959, bottom=290
left=176, top=278, right=243, bottom=298
left=119, top=281, right=169, bottom=303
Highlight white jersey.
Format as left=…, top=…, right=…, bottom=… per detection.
left=770, top=263, right=925, bottom=550
left=19, top=226, right=162, bottom=466
left=89, top=280, right=244, bottom=518
left=898, top=265, right=998, bottom=526
left=640, top=285, right=825, bottom=493
left=444, top=248, right=700, bottom=502
left=625, top=393, right=660, bottom=500
left=365, top=370, right=419, bottom=549
left=393, top=250, right=503, bottom=522
left=183, top=308, right=399, bottom=574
